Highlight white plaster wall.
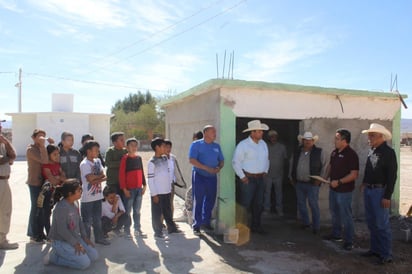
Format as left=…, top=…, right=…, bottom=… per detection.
left=9, top=114, right=36, bottom=157
left=165, top=90, right=221, bottom=197
left=89, top=115, right=111, bottom=154
left=221, top=88, right=400, bottom=120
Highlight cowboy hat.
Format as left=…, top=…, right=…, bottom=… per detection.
left=361, top=123, right=392, bottom=140
left=297, top=131, right=319, bottom=143
left=242, top=120, right=269, bottom=133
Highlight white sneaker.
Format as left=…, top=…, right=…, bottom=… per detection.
left=0, top=240, right=18, bottom=250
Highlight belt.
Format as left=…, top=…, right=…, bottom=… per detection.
left=243, top=171, right=265, bottom=179
left=366, top=184, right=385, bottom=189
left=0, top=175, right=10, bottom=180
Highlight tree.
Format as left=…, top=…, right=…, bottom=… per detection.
left=110, top=91, right=165, bottom=139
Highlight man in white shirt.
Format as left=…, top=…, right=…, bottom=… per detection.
left=232, top=120, right=269, bottom=234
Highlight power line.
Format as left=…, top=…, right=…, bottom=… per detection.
left=88, top=0, right=246, bottom=74
left=86, top=0, right=223, bottom=68
left=26, top=72, right=169, bottom=93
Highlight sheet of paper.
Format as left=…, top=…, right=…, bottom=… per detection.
left=309, top=175, right=330, bottom=184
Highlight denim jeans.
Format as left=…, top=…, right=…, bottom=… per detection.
left=239, top=177, right=265, bottom=230
left=296, top=182, right=320, bottom=230
left=122, top=188, right=143, bottom=233
left=329, top=190, right=354, bottom=243
left=263, top=176, right=283, bottom=213
left=364, top=187, right=392, bottom=259
left=49, top=239, right=98, bottom=269
left=192, top=172, right=217, bottom=229
left=27, top=185, right=41, bottom=238
left=81, top=200, right=104, bottom=242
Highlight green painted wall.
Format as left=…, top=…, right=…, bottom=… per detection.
left=392, top=109, right=401, bottom=215
left=216, top=99, right=236, bottom=234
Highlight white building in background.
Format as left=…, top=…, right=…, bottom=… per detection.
left=6, top=93, right=112, bottom=157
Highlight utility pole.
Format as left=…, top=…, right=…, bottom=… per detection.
left=15, top=68, right=22, bottom=112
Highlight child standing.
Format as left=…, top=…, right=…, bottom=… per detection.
left=39, top=144, right=66, bottom=239
left=105, top=132, right=127, bottom=194
left=101, top=186, right=127, bottom=238
left=147, top=138, right=180, bottom=239
left=119, top=137, right=147, bottom=238
left=59, top=131, right=82, bottom=182
left=45, top=180, right=98, bottom=270
left=80, top=140, right=110, bottom=245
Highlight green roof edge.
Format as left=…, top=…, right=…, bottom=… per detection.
left=160, top=78, right=407, bottom=106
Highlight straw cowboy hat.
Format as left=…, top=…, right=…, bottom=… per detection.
left=297, top=131, right=319, bottom=143
left=361, top=123, right=392, bottom=140
left=242, top=120, right=269, bottom=133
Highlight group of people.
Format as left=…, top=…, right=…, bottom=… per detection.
left=0, top=119, right=398, bottom=268
left=22, top=129, right=185, bottom=269
left=230, top=120, right=397, bottom=265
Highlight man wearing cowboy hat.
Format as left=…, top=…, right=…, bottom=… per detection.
left=0, top=119, right=18, bottom=249
left=264, top=130, right=288, bottom=217
left=232, top=120, right=269, bottom=234
left=361, top=123, right=397, bottom=265
left=290, top=131, right=327, bottom=234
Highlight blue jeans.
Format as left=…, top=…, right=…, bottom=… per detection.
left=81, top=200, right=104, bottom=242
left=122, top=188, right=143, bottom=233
left=192, top=172, right=217, bottom=229
left=239, top=177, right=265, bottom=229
left=296, top=182, right=320, bottom=230
left=364, top=187, right=392, bottom=259
left=27, top=185, right=41, bottom=238
left=264, top=176, right=283, bottom=213
left=50, top=239, right=98, bottom=269
left=329, top=190, right=354, bottom=243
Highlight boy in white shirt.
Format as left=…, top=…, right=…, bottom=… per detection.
left=101, top=186, right=127, bottom=238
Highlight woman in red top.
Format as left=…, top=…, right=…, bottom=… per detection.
left=39, top=144, right=66, bottom=238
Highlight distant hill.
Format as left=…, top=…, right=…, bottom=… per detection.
left=401, top=119, right=412, bottom=133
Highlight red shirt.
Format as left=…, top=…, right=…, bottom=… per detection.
left=119, top=154, right=146, bottom=190
left=42, top=162, right=62, bottom=181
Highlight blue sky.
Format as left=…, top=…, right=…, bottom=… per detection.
left=1, top=0, right=411, bottom=119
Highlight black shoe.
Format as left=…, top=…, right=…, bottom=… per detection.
left=168, top=228, right=182, bottom=234
left=322, top=234, right=343, bottom=242
left=154, top=233, right=167, bottom=239
left=312, top=229, right=320, bottom=235
left=193, top=228, right=201, bottom=236
left=343, top=242, right=353, bottom=251
left=201, top=224, right=214, bottom=231
left=300, top=224, right=311, bottom=230
left=95, top=239, right=110, bottom=245
left=375, top=257, right=393, bottom=265
left=251, top=227, right=266, bottom=234
left=360, top=250, right=380, bottom=257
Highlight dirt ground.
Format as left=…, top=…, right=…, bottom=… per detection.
left=139, top=146, right=412, bottom=273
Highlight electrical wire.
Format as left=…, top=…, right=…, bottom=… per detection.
left=87, top=0, right=246, bottom=74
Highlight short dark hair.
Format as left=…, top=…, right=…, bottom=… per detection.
left=151, top=137, right=165, bottom=151
left=111, top=132, right=125, bottom=143
left=103, top=186, right=116, bottom=197
left=164, top=139, right=172, bottom=146
left=126, top=137, right=138, bottom=146
left=47, top=144, right=59, bottom=155
left=81, top=133, right=94, bottom=144
left=61, top=131, right=74, bottom=141
left=53, top=179, right=81, bottom=202
left=336, top=128, right=351, bottom=144
left=193, top=131, right=203, bottom=140
left=83, top=140, right=100, bottom=152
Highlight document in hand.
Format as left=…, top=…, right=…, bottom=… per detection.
left=309, top=175, right=330, bottom=184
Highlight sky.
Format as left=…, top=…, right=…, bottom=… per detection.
left=1, top=0, right=412, bottom=120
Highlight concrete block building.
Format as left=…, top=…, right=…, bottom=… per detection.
left=160, top=79, right=403, bottom=234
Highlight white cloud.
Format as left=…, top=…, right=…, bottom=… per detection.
left=47, top=23, right=93, bottom=42
left=0, top=0, right=23, bottom=12
left=128, top=0, right=183, bottom=34
left=28, top=0, right=128, bottom=28
left=237, top=23, right=335, bottom=80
